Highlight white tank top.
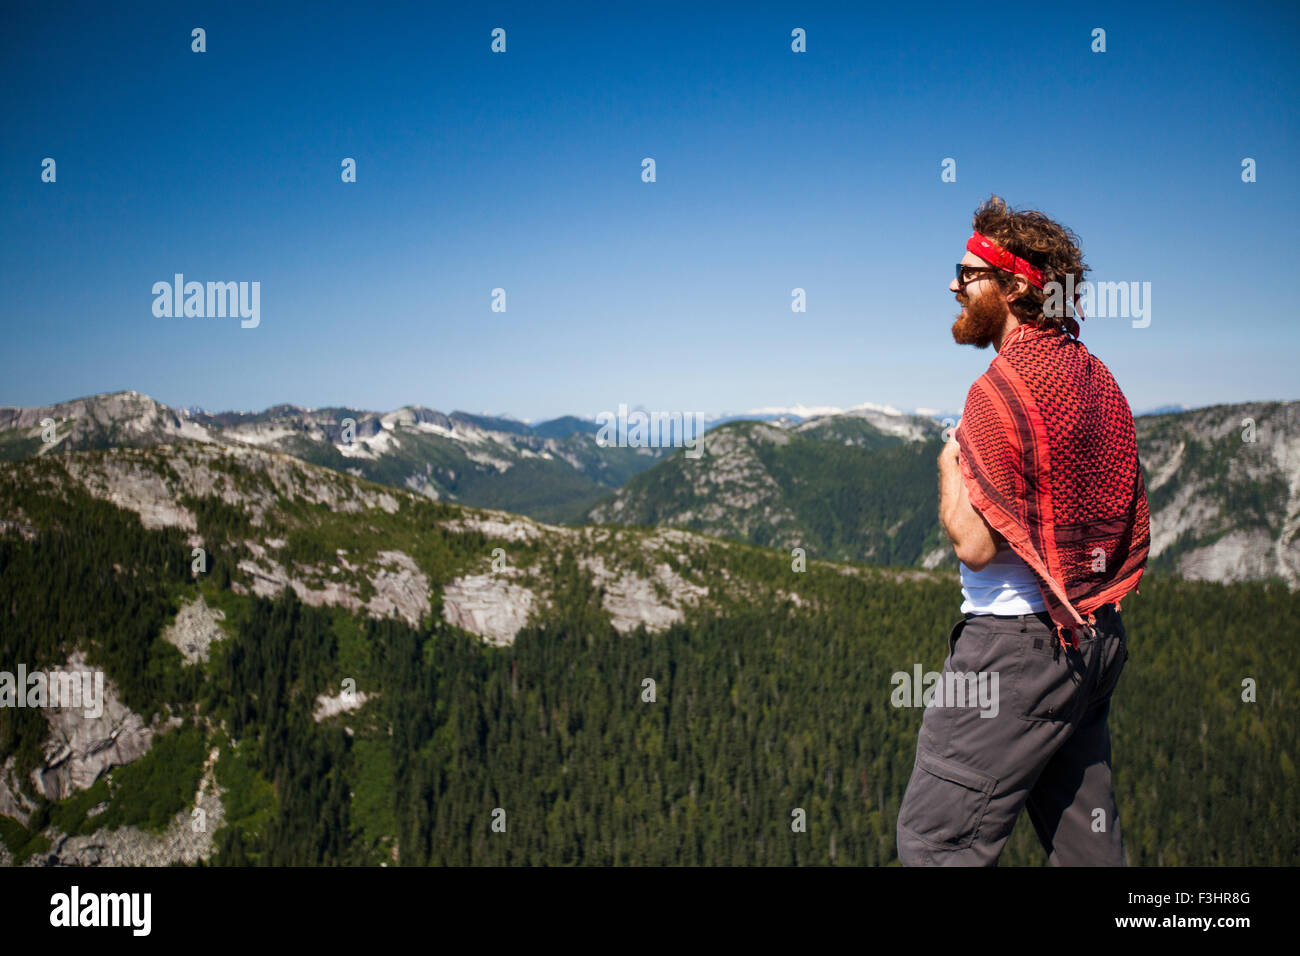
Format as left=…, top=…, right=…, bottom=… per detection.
left=960, top=545, right=1047, bottom=615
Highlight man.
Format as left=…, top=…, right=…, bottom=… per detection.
left=895, top=195, right=1150, bottom=866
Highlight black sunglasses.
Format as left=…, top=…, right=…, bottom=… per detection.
left=955, top=263, right=1002, bottom=286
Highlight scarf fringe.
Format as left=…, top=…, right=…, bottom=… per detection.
left=1054, top=622, right=1079, bottom=652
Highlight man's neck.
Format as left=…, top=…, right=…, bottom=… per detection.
left=993, top=318, right=1024, bottom=353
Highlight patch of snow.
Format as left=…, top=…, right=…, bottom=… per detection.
left=230, top=425, right=299, bottom=447
left=464, top=447, right=514, bottom=472
left=337, top=440, right=377, bottom=459
left=747, top=403, right=845, bottom=418
left=176, top=420, right=217, bottom=443
left=363, top=428, right=400, bottom=455
left=845, top=401, right=903, bottom=416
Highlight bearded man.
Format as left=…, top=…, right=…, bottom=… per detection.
left=896, top=196, right=1150, bottom=866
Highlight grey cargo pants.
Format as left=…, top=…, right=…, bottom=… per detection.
left=896, top=603, right=1129, bottom=866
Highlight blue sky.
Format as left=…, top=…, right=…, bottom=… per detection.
left=2, top=0, right=1297, bottom=421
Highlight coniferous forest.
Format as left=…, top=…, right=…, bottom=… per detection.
left=209, top=568, right=1299, bottom=866
left=1, top=465, right=1294, bottom=867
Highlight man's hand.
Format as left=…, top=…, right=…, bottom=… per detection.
left=938, top=437, right=960, bottom=472
left=937, top=438, right=1000, bottom=571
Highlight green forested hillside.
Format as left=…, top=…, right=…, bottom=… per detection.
left=585, top=402, right=1300, bottom=589
left=585, top=420, right=953, bottom=565
left=1, top=450, right=1294, bottom=866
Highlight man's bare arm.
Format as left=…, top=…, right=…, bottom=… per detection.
left=937, top=440, right=1000, bottom=571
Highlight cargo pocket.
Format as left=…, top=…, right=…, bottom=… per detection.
left=1014, top=630, right=1085, bottom=722
left=898, top=747, right=996, bottom=850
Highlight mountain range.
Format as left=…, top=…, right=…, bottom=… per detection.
left=0, top=391, right=664, bottom=525
left=590, top=400, right=1300, bottom=588
left=2, top=391, right=1294, bottom=588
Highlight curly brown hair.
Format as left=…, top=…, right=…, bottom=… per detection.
left=971, top=195, right=1089, bottom=337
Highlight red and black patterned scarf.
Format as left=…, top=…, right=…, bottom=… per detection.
left=955, top=323, right=1150, bottom=648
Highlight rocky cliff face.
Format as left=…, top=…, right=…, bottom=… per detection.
left=441, top=572, right=538, bottom=646
left=0, top=757, right=36, bottom=826
left=32, top=653, right=158, bottom=803
left=0, top=390, right=222, bottom=456
left=1135, top=401, right=1298, bottom=588
left=236, top=545, right=430, bottom=628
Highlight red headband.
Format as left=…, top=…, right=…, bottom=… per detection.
left=965, top=231, right=1086, bottom=325
left=966, top=232, right=1046, bottom=289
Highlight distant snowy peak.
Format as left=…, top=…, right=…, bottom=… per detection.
left=846, top=401, right=906, bottom=417
left=745, top=401, right=914, bottom=419
left=795, top=405, right=939, bottom=442
left=568, top=401, right=940, bottom=439
left=746, top=403, right=851, bottom=419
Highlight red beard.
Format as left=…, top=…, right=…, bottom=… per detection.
left=951, top=283, right=1007, bottom=349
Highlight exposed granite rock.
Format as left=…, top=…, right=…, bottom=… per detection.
left=579, top=554, right=707, bottom=634
left=441, top=573, right=537, bottom=646
left=1175, top=528, right=1285, bottom=585
left=440, top=512, right=549, bottom=544
left=313, top=689, right=373, bottom=722
left=62, top=456, right=197, bottom=531
left=61, top=441, right=400, bottom=532
left=31, top=653, right=154, bottom=801
left=237, top=556, right=360, bottom=608
left=160, top=595, right=227, bottom=664
left=920, top=546, right=955, bottom=570
left=0, top=756, right=36, bottom=826
left=235, top=547, right=429, bottom=628
left=1138, top=401, right=1299, bottom=588
left=365, top=550, right=431, bottom=627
